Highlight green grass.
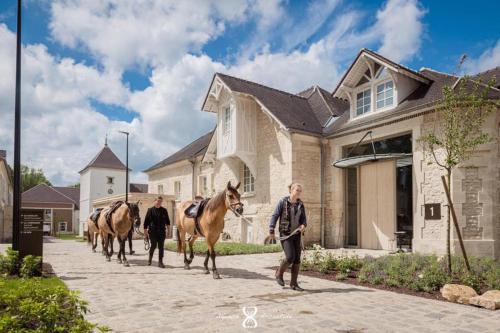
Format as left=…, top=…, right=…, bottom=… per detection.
left=165, top=241, right=282, bottom=255
left=56, top=233, right=85, bottom=241
left=0, top=276, right=66, bottom=292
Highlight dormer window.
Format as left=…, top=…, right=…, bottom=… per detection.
left=356, top=88, right=371, bottom=115
left=376, top=81, right=394, bottom=109
left=223, top=106, right=231, bottom=136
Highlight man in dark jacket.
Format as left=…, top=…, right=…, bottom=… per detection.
left=144, top=196, right=170, bottom=268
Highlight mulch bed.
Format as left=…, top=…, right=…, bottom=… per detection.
left=270, top=266, right=448, bottom=303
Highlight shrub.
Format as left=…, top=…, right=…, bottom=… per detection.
left=317, top=254, right=336, bottom=273
left=0, top=277, right=110, bottom=333
left=0, top=248, right=19, bottom=276
left=20, top=255, right=42, bottom=278
left=336, top=255, right=362, bottom=274
left=335, top=272, right=348, bottom=281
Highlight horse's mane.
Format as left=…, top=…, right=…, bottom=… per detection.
left=205, top=189, right=227, bottom=212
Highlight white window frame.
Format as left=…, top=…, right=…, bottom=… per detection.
left=174, top=181, right=181, bottom=200
left=356, top=88, right=371, bottom=116
left=59, top=221, right=67, bottom=232
left=376, top=80, right=394, bottom=110
left=157, top=184, right=164, bottom=194
left=199, top=175, right=207, bottom=196
left=243, top=164, right=255, bottom=194
left=223, top=106, right=231, bottom=137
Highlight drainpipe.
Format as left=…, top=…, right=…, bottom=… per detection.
left=320, top=138, right=328, bottom=248
left=189, top=157, right=196, bottom=199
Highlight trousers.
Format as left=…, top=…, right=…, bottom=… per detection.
left=149, top=231, right=166, bottom=260
left=280, top=233, right=302, bottom=264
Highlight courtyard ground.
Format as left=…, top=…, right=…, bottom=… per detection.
left=2, top=239, right=499, bottom=333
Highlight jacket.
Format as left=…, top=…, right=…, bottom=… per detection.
left=269, top=196, right=307, bottom=235
left=144, top=206, right=170, bottom=234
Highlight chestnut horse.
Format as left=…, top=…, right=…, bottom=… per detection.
left=176, top=181, right=243, bottom=279
left=97, top=202, right=141, bottom=266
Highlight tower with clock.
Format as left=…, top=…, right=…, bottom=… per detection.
left=78, top=138, right=128, bottom=236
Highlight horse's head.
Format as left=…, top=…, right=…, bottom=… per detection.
left=225, top=181, right=243, bottom=215
left=126, top=201, right=141, bottom=228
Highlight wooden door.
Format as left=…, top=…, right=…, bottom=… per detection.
left=359, top=160, right=396, bottom=250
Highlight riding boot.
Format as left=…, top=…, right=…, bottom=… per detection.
left=158, top=258, right=165, bottom=268
left=275, top=260, right=289, bottom=286
left=290, top=263, right=304, bottom=291
left=148, top=252, right=153, bottom=266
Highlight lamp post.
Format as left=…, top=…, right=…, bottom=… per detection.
left=118, top=131, right=129, bottom=203
left=12, top=0, right=22, bottom=250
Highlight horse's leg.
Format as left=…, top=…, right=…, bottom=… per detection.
left=92, top=232, right=98, bottom=252
left=104, top=233, right=111, bottom=262
left=187, top=236, right=196, bottom=264
left=121, top=237, right=129, bottom=267
left=182, top=231, right=190, bottom=270
left=101, top=232, right=106, bottom=255
left=208, top=242, right=220, bottom=279
left=203, top=249, right=210, bottom=274
left=109, top=235, right=115, bottom=257
left=116, top=235, right=123, bottom=264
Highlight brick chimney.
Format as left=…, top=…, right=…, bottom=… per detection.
left=0, top=150, right=6, bottom=159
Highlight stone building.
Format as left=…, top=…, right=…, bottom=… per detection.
left=79, top=140, right=149, bottom=236
left=22, top=184, right=80, bottom=235
left=0, top=150, right=13, bottom=242
left=145, top=49, right=500, bottom=259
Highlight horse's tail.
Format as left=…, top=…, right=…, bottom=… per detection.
left=86, top=219, right=92, bottom=244
left=176, top=227, right=182, bottom=253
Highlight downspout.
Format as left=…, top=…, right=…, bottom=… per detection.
left=189, top=157, right=197, bottom=199
left=320, top=138, right=327, bottom=248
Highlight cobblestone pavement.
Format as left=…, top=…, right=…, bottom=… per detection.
left=3, top=239, right=499, bottom=333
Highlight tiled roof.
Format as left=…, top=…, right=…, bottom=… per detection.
left=22, top=183, right=79, bottom=207
left=79, top=145, right=127, bottom=174
left=130, top=183, right=148, bottom=193
left=143, top=131, right=214, bottom=172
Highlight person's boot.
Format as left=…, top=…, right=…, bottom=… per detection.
left=290, top=263, right=304, bottom=291
left=158, top=258, right=165, bottom=268
left=275, top=260, right=289, bottom=286
left=148, top=253, right=153, bottom=266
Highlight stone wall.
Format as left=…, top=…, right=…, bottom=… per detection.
left=147, top=160, right=196, bottom=201
left=214, top=108, right=293, bottom=244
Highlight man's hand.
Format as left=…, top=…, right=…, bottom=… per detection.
left=144, top=228, right=149, bottom=238
left=299, top=224, right=306, bottom=233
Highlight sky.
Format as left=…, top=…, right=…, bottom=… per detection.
left=0, top=0, right=499, bottom=186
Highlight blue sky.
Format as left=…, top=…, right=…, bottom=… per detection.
left=0, top=0, right=498, bottom=185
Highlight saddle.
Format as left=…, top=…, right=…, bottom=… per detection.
left=90, top=208, right=103, bottom=228
left=184, top=198, right=210, bottom=237
left=104, top=200, right=124, bottom=233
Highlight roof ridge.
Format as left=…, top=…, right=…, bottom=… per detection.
left=217, top=72, right=307, bottom=100
left=50, top=186, right=79, bottom=205
left=474, top=66, right=500, bottom=77
left=419, top=67, right=457, bottom=78
left=296, top=85, right=316, bottom=97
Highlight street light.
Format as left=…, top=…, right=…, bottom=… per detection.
left=118, top=131, right=129, bottom=203
left=12, top=0, right=22, bottom=250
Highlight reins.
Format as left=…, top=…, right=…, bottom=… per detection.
left=134, top=225, right=150, bottom=251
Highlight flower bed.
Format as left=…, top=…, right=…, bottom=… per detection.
left=280, top=245, right=500, bottom=301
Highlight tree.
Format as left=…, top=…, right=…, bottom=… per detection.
left=21, top=165, right=52, bottom=192
left=69, top=183, right=80, bottom=189
left=419, top=75, right=498, bottom=274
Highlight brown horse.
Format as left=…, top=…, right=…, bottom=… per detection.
left=97, top=202, right=141, bottom=266
left=176, top=181, right=243, bottom=279
left=86, top=216, right=99, bottom=253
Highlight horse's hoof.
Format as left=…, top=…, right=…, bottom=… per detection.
left=123, top=261, right=130, bottom=267
left=204, top=269, right=210, bottom=274
left=117, top=259, right=122, bottom=264
left=184, top=265, right=190, bottom=270
left=106, top=257, right=111, bottom=262
left=213, top=274, right=221, bottom=279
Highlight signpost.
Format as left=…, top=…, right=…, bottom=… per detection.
left=20, top=209, right=44, bottom=258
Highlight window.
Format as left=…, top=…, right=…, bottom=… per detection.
left=59, top=221, right=67, bottom=232
left=107, top=176, right=114, bottom=184
left=223, top=106, right=231, bottom=136
left=376, top=81, right=394, bottom=109
left=243, top=164, right=255, bottom=193
left=157, top=184, right=164, bottom=194
left=174, top=181, right=181, bottom=200
left=44, top=209, right=52, bottom=222
left=199, top=176, right=207, bottom=196
left=356, top=88, right=371, bottom=115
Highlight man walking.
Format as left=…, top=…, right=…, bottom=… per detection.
left=144, top=196, right=170, bottom=268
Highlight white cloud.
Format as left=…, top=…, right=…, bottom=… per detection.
left=463, top=40, right=500, bottom=74
left=1, top=0, right=432, bottom=186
